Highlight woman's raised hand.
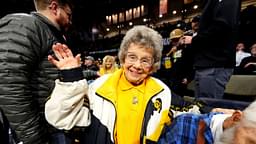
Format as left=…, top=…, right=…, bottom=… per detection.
left=48, top=43, right=81, bottom=70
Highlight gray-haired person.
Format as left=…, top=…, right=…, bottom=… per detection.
left=45, top=25, right=201, bottom=144
left=218, top=100, right=256, bottom=144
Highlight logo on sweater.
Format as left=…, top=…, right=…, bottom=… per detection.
left=153, top=98, right=162, bottom=113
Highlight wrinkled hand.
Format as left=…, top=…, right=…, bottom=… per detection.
left=48, top=43, right=81, bottom=70
left=211, top=108, right=237, bottom=114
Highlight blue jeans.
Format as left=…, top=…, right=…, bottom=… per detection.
left=194, top=68, right=233, bottom=99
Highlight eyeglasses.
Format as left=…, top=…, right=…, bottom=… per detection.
left=126, top=54, right=153, bottom=68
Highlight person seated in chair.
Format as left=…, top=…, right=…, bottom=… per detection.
left=238, top=43, right=256, bottom=75
left=158, top=100, right=256, bottom=144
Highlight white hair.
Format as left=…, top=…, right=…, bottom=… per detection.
left=242, top=100, right=256, bottom=127
left=218, top=100, right=256, bottom=144
left=118, top=25, right=163, bottom=72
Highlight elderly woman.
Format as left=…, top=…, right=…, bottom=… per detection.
left=45, top=25, right=199, bottom=144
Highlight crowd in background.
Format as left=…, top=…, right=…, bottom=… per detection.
left=0, top=0, right=256, bottom=144
left=75, top=4, right=256, bottom=78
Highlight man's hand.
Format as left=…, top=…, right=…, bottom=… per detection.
left=48, top=43, right=81, bottom=70
left=179, top=36, right=192, bottom=45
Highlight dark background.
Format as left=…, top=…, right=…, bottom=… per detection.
left=0, top=0, right=149, bottom=29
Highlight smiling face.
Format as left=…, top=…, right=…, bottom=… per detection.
left=123, top=43, right=154, bottom=85
left=105, top=58, right=114, bottom=69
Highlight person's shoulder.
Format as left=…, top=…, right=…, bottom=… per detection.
left=151, top=76, right=171, bottom=91
left=3, top=13, right=31, bottom=17
left=0, top=12, right=40, bottom=27
left=151, top=76, right=166, bottom=84
left=0, top=13, right=43, bottom=34
left=2, top=13, right=35, bottom=21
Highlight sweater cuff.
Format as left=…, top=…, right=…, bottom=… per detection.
left=59, top=67, right=84, bottom=82
left=194, top=99, right=213, bottom=113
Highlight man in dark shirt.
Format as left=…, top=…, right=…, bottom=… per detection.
left=191, top=0, right=241, bottom=99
